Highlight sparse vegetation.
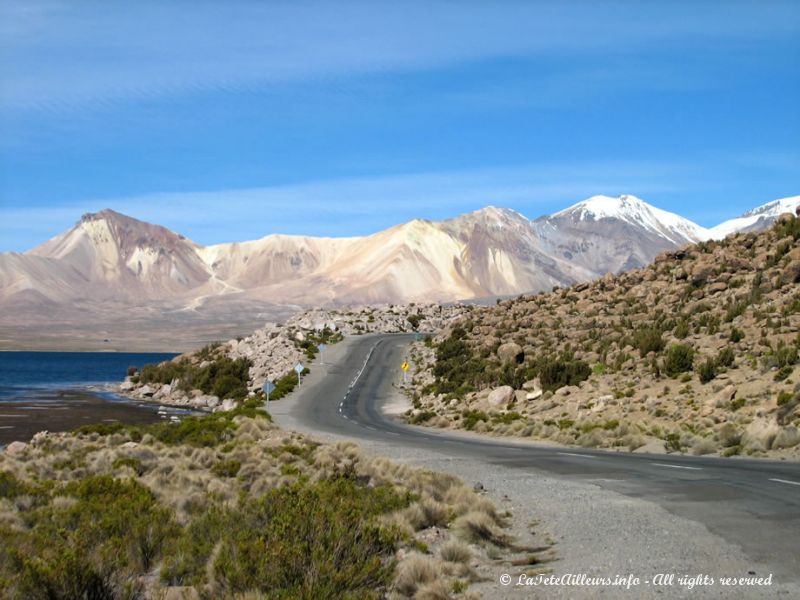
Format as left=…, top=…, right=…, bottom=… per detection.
left=1, top=405, right=512, bottom=598
left=405, top=217, right=800, bottom=458
left=136, top=349, right=252, bottom=401
left=664, top=344, right=695, bottom=377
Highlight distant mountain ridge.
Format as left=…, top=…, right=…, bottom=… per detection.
left=0, top=193, right=797, bottom=349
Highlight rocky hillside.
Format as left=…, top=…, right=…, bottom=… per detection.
left=119, top=304, right=467, bottom=410
left=404, top=215, right=800, bottom=458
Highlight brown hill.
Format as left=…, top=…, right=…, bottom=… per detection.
left=404, top=214, right=800, bottom=458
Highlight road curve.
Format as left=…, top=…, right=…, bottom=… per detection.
left=282, top=333, right=800, bottom=582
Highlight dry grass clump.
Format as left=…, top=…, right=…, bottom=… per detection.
left=691, top=437, right=718, bottom=456
left=438, top=539, right=472, bottom=564
left=393, top=553, right=440, bottom=596
left=452, top=510, right=512, bottom=547
left=414, top=580, right=453, bottom=600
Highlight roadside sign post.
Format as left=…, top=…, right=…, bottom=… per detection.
left=294, top=363, right=304, bottom=381
left=262, top=379, right=275, bottom=412
left=401, top=360, right=409, bottom=384
left=318, top=343, right=327, bottom=365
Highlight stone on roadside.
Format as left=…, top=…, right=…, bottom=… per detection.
left=487, top=386, right=514, bottom=407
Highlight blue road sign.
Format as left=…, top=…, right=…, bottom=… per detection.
left=318, top=343, right=327, bottom=351
left=262, top=381, right=276, bottom=394
left=294, top=363, right=304, bottom=374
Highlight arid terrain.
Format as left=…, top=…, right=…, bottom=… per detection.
left=401, top=215, right=800, bottom=459
left=3, top=195, right=796, bottom=351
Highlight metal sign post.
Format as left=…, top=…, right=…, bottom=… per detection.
left=318, top=343, right=327, bottom=365
left=294, top=363, right=304, bottom=380
left=401, top=360, right=409, bottom=384
left=262, top=379, right=276, bottom=411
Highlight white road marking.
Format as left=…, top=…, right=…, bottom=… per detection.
left=769, top=478, right=800, bottom=487
left=558, top=452, right=596, bottom=459
left=651, top=463, right=702, bottom=471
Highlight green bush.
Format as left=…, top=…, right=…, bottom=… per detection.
left=410, top=410, right=436, bottom=424
left=729, top=327, right=745, bottom=343
left=774, top=365, right=794, bottom=382
left=536, top=356, right=591, bottom=391
left=632, top=327, right=665, bottom=357
left=146, top=414, right=236, bottom=447
left=716, top=346, right=735, bottom=368
left=462, top=410, right=489, bottom=430
left=492, top=412, right=522, bottom=425
left=406, top=313, right=423, bottom=331
left=673, top=320, right=690, bottom=339
left=138, top=354, right=252, bottom=401
left=697, top=358, right=717, bottom=384
left=664, top=344, right=695, bottom=377
left=162, top=476, right=408, bottom=597
left=1, top=476, right=178, bottom=599
left=431, top=328, right=490, bottom=398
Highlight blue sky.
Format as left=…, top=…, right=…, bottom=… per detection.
left=1, top=1, right=798, bottom=251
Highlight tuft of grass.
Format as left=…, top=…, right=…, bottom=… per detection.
left=394, top=553, right=438, bottom=596
left=452, top=511, right=511, bottom=547
left=439, top=540, right=472, bottom=564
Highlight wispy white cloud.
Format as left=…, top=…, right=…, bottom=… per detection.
left=2, top=0, right=798, bottom=111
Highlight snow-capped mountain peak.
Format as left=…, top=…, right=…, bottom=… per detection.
left=553, top=194, right=710, bottom=244
left=741, top=195, right=800, bottom=218
left=709, top=195, right=800, bottom=240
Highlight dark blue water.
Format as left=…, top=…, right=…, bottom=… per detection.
left=0, top=351, right=177, bottom=397
left=0, top=352, right=182, bottom=444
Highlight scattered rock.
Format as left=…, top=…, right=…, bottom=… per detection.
left=773, top=426, right=800, bottom=449
left=497, top=342, right=524, bottom=364
left=487, top=386, right=514, bottom=407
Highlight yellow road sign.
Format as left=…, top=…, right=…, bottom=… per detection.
left=401, top=361, right=409, bottom=371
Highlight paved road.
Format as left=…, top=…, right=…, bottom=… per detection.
left=284, top=333, right=800, bottom=583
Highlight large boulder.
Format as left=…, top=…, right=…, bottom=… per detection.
left=497, top=342, right=524, bottom=364
left=487, top=386, right=514, bottom=407
left=773, top=426, right=800, bottom=449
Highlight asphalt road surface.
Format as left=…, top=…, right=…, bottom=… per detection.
left=283, top=333, right=800, bottom=584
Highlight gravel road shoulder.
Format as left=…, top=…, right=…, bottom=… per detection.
left=269, top=339, right=798, bottom=599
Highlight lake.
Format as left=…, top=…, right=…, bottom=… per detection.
left=0, top=351, right=189, bottom=444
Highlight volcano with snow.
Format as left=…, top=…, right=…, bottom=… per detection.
left=532, top=194, right=711, bottom=274
left=710, top=195, right=800, bottom=239
left=0, top=193, right=796, bottom=349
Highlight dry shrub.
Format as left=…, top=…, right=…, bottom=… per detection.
left=438, top=540, right=472, bottom=564
left=394, top=553, right=438, bottom=596
left=442, top=486, right=500, bottom=523
left=691, top=437, right=718, bottom=456
left=622, top=434, right=646, bottom=451
left=452, top=511, right=511, bottom=547
left=414, top=579, right=452, bottom=600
